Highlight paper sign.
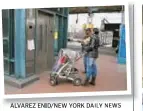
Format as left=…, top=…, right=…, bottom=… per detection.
left=27, top=39, right=35, bottom=51
left=54, top=32, right=58, bottom=40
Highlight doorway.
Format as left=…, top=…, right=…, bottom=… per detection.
left=36, top=10, right=54, bottom=74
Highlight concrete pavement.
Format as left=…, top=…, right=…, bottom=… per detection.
left=5, top=41, right=127, bottom=94
left=5, top=53, right=127, bottom=95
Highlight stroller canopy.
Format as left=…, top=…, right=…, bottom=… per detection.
left=59, top=48, right=81, bottom=62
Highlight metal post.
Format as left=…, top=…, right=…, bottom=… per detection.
left=15, top=9, right=26, bottom=78
left=117, top=6, right=126, bottom=64
left=63, top=8, right=69, bottom=48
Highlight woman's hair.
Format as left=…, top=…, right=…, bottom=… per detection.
left=85, top=28, right=92, bottom=35
left=86, top=28, right=91, bottom=32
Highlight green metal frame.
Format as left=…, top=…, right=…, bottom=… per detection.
left=3, top=9, right=15, bottom=76
left=54, top=8, right=68, bottom=54
left=46, top=8, right=69, bottom=55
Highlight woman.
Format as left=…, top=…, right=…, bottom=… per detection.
left=81, top=28, right=92, bottom=73
left=83, top=28, right=100, bottom=86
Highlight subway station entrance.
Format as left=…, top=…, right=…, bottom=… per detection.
left=3, top=8, right=68, bottom=88
left=36, top=10, right=54, bottom=74
left=2, top=6, right=128, bottom=94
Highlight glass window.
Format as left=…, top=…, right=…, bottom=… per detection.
left=2, top=10, right=9, bottom=18
left=3, top=40, right=9, bottom=57
left=9, top=10, right=15, bottom=59
left=3, top=9, right=15, bottom=76
left=4, top=60, right=9, bottom=73
left=9, top=62, right=14, bottom=75
left=2, top=10, right=9, bottom=38
left=2, top=18, right=9, bottom=38
left=10, top=40, right=14, bottom=59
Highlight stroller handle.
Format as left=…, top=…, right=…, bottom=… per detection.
left=75, top=51, right=85, bottom=62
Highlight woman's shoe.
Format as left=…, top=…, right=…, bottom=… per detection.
left=89, top=76, right=96, bottom=86
left=82, top=69, right=86, bottom=73
left=82, top=71, right=86, bottom=74
left=82, top=78, right=89, bottom=86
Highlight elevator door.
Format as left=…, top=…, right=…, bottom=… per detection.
left=36, top=11, right=54, bottom=74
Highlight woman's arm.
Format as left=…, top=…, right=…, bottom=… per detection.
left=84, top=37, right=94, bottom=52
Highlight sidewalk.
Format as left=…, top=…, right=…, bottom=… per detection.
left=5, top=54, right=127, bottom=95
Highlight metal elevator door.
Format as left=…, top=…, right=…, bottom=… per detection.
left=36, top=11, right=54, bottom=74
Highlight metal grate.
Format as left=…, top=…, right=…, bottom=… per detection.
left=99, top=31, right=113, bottom=47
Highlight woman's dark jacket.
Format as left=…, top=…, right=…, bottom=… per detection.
left=83, top=34, right=100, bottom=58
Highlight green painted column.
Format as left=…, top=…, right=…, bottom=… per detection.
left=53, top=8, right=69, bottom=53
left=54, top=16, right=59, bottom=56
left=15, top=9, right=26, bottom=78
left=63, top=8, right=69, bottom=48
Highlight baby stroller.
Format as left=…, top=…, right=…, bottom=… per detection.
left=49, top=48, right=83, bottom=86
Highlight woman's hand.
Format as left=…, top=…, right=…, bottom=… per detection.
left=77, top=40, right=82, bottom=43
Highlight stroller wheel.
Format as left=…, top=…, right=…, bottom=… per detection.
left=73, top=78, right=82, bottom=86
left=50, top=77, right=57, bottom=86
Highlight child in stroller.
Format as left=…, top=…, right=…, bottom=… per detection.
left=53, top=52, right=69, bottom=72
left=49, top=49, right=82, bottom=86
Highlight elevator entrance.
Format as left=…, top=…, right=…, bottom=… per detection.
left=35, top=10, right=54, bottom=74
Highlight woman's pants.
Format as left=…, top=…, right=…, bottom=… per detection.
left=83, top=56, right=87, bottom=72
left=86, top=57, right=97, bottom=79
